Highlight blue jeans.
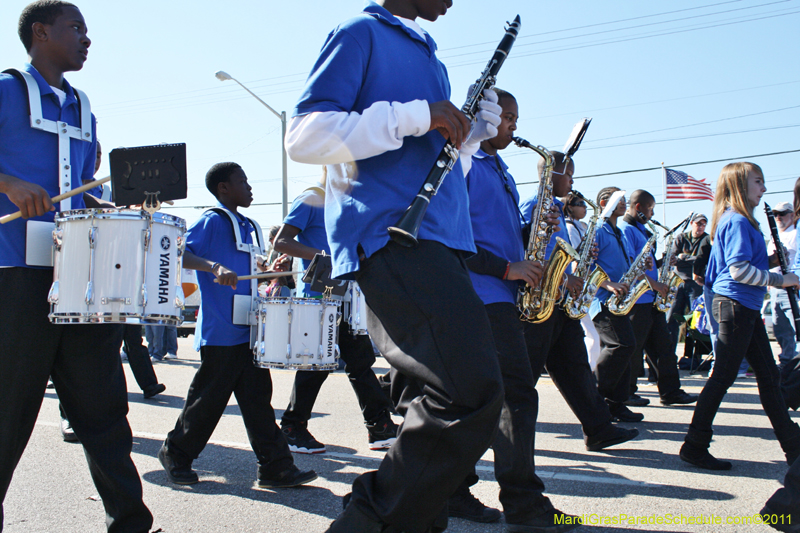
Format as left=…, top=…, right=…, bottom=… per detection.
left=145, top=326, right=177, bottom=359
left=772, top=288, right=797, bottom=368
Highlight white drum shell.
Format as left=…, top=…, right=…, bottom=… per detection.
left=345, top=282, right=369, bottom=336
left=48, top=209, right=185, bottom=324
left=254, top=298, right=339, bottom=371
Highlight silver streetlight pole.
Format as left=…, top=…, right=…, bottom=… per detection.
left=215, top=70, right=288, bottom=219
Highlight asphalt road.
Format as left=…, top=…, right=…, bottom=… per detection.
left=3, top=337, right=796, bottom=532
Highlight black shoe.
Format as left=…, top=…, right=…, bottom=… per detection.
left=143, top=383, right=166, bottom=399
left=282, top=424, right=326, bottom=454
left=158, top=444, right=198, bottom=484
left=661, top=390, right=698, bottom=406
left=506, top=508, right=582, bottom=532
left=447, top=488, right=502, bottom=523
left=679, top=442, right=732, bottom=471
left=60, top=418, right=79, bottom=443
left=761, top=506, right=800, bottom=532
left=257, top=465, right=317, bottom=488
left=366, top=413, right=398, bottom=451
left=624, top=394, right=650, bottom=407
left=585, top=425, right=639, bottom=451
left=610, top=404, right=644, bottom=423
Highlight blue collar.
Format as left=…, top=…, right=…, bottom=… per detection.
left=363, top=2, right=436, bottom=51
left=23, top=63, right=78, bottom=107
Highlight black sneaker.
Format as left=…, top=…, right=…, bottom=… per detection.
left=624, top=394, right=650, bottom=407
left=585, top=425, right=639, bottom=451
left=158, top=444, right=198, bottom=484
left=610, top=404, right=644, bottom=423
left=366, top=414, right=397, bottom=450
left=679, top=442, right=732, bottom=471
left=282, top=424, right=326, bottom=454
left=506, top=508, right=582, bottom=532
left=661, top=390, right=698, bottom=406
left=143, top=383, right=166, bottom=399
left=447, top=488, right=502, bottom=523
left=257, top=465, right=317, bottom=488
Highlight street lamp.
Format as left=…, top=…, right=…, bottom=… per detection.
left=215, top=70, right=288, bottom=219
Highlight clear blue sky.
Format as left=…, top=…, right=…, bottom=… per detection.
left=2, top=0, right=798, bottom=234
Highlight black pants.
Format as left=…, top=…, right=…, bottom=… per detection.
left=685, top=295, right=800, bottom=457
left=484, top=303, right=554, bottom=523
left=628, top=303, right=682, bottom=398
left=524, top=308, right=613, bottom=437
left=0, top=268, right=152, bottom=533
left=281, top=330, right=393, bottom=427
left=347, top=240, right=504, bottom=533
left=122, top=325, right=158, bottom=392
left=165, top=343, right=293, bottom=477
left=592, top=304, right=636, bottom=407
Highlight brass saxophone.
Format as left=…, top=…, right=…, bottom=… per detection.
left=562, top=191, right=608, bottom=319
left=514, top=136, right=580, bottom=323
left=607, top=220, right=658, bottom=316
left=652, top=216, right=690, bottom=313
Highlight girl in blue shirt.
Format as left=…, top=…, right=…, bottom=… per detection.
left=681, top=162, right=800, bottom=471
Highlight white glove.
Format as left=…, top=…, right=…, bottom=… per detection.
left=466, top=88, right=502, bottom=144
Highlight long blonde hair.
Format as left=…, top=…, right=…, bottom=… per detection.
left=709, top=161, right=764, bottom=238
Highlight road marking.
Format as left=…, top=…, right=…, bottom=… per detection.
left=38, top=421, right=663, bottom=488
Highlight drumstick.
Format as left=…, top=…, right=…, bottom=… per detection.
left=0, top=176, right=112, bottom=224
left=213, top=271, right=303, bottom=283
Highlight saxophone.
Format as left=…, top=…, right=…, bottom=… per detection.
left=514, top=136, right=580, bottom=323
left=607, top=220, right=658, bottom=316
left=652, top=216, right=690, bottom=313
left=562, top=191, right=609, bottom=320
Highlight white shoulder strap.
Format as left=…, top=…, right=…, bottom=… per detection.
left=7, top=68, right=93, bottom=211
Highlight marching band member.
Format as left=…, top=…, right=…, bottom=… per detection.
left=681, top=162, right=800, bottom=470
left=0, top=3, right=153, bottom=530
left=273, top=174, right=397, bottom=454
left=520, top=155, right=639, bottom=453
left=588, top=188, right=645, bottom=423
left=285, top=1, right=505, bottom=530
left=463, top=89, right=580, bottom=530
left=618, top=190, right=697, bottom=408
left=158, top=162, right=317, bottom=489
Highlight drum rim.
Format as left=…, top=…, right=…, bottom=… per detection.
left=55, top=208, right=186, bottom=228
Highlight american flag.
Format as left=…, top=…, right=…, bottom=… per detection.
left=664, top=168, right=714, bottom=201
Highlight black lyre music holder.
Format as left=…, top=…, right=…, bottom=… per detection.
left=109, top=143, right=187, bottom=208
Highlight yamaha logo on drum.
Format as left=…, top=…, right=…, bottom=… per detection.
left=326, top=311, right=336, bottom=357
left=160, top=236, right=171, bottom=251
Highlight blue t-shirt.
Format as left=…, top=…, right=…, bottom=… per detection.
left=619, top=218, right=658, bottom=305
left=185, top=207, right=258, bottom=347
left=0, top=64, right=96, bottom=267
left=590, top=221, right=634, bottom=318
left=465, top=150, right=523, bottom=305
left=283, top=187, right=329, bottom=297
left=707, top=210, right=769, bottom=311
left=519, top=195, right=571, bottom=262
left=293, top=2, right=475, bottom=278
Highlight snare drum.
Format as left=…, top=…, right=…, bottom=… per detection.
left=345, top=281, right=369, bottom=336
left=48, top=209, right=186, bottom=325
left=253, top=297, right=339, bottom=371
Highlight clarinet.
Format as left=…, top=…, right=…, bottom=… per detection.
left=764, top=203, right=800, bottom=341
left=387, top=15, right=521, bottom=248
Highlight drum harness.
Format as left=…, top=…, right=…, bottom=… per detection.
left=3, top=68, right=92, bottom=212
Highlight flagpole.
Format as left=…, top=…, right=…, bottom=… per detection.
left=661, top=162, right=666, bottom=224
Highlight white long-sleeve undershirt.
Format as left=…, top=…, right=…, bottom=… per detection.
left=729, top=260, right=783, bottom=287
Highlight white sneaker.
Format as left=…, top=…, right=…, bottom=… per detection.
left=163, top=353, right=176, bottom=360
left=120, top=351, right=128, bottom=361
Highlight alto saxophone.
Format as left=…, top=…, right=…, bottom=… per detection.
left=607, top=220, right=658, bottom=316
left=562, top=191, right=608, bottom=320
left=514, top=136, right=580, bottom=323
left=651, top=217, right=684, bottom=313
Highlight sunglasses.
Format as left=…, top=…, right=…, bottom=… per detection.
left=774, top=211, right=792, bottom=217
left=570, top=202, right=586, bottom=208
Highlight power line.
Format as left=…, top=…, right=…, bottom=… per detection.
left=514, top=148, right=800, bottom=186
